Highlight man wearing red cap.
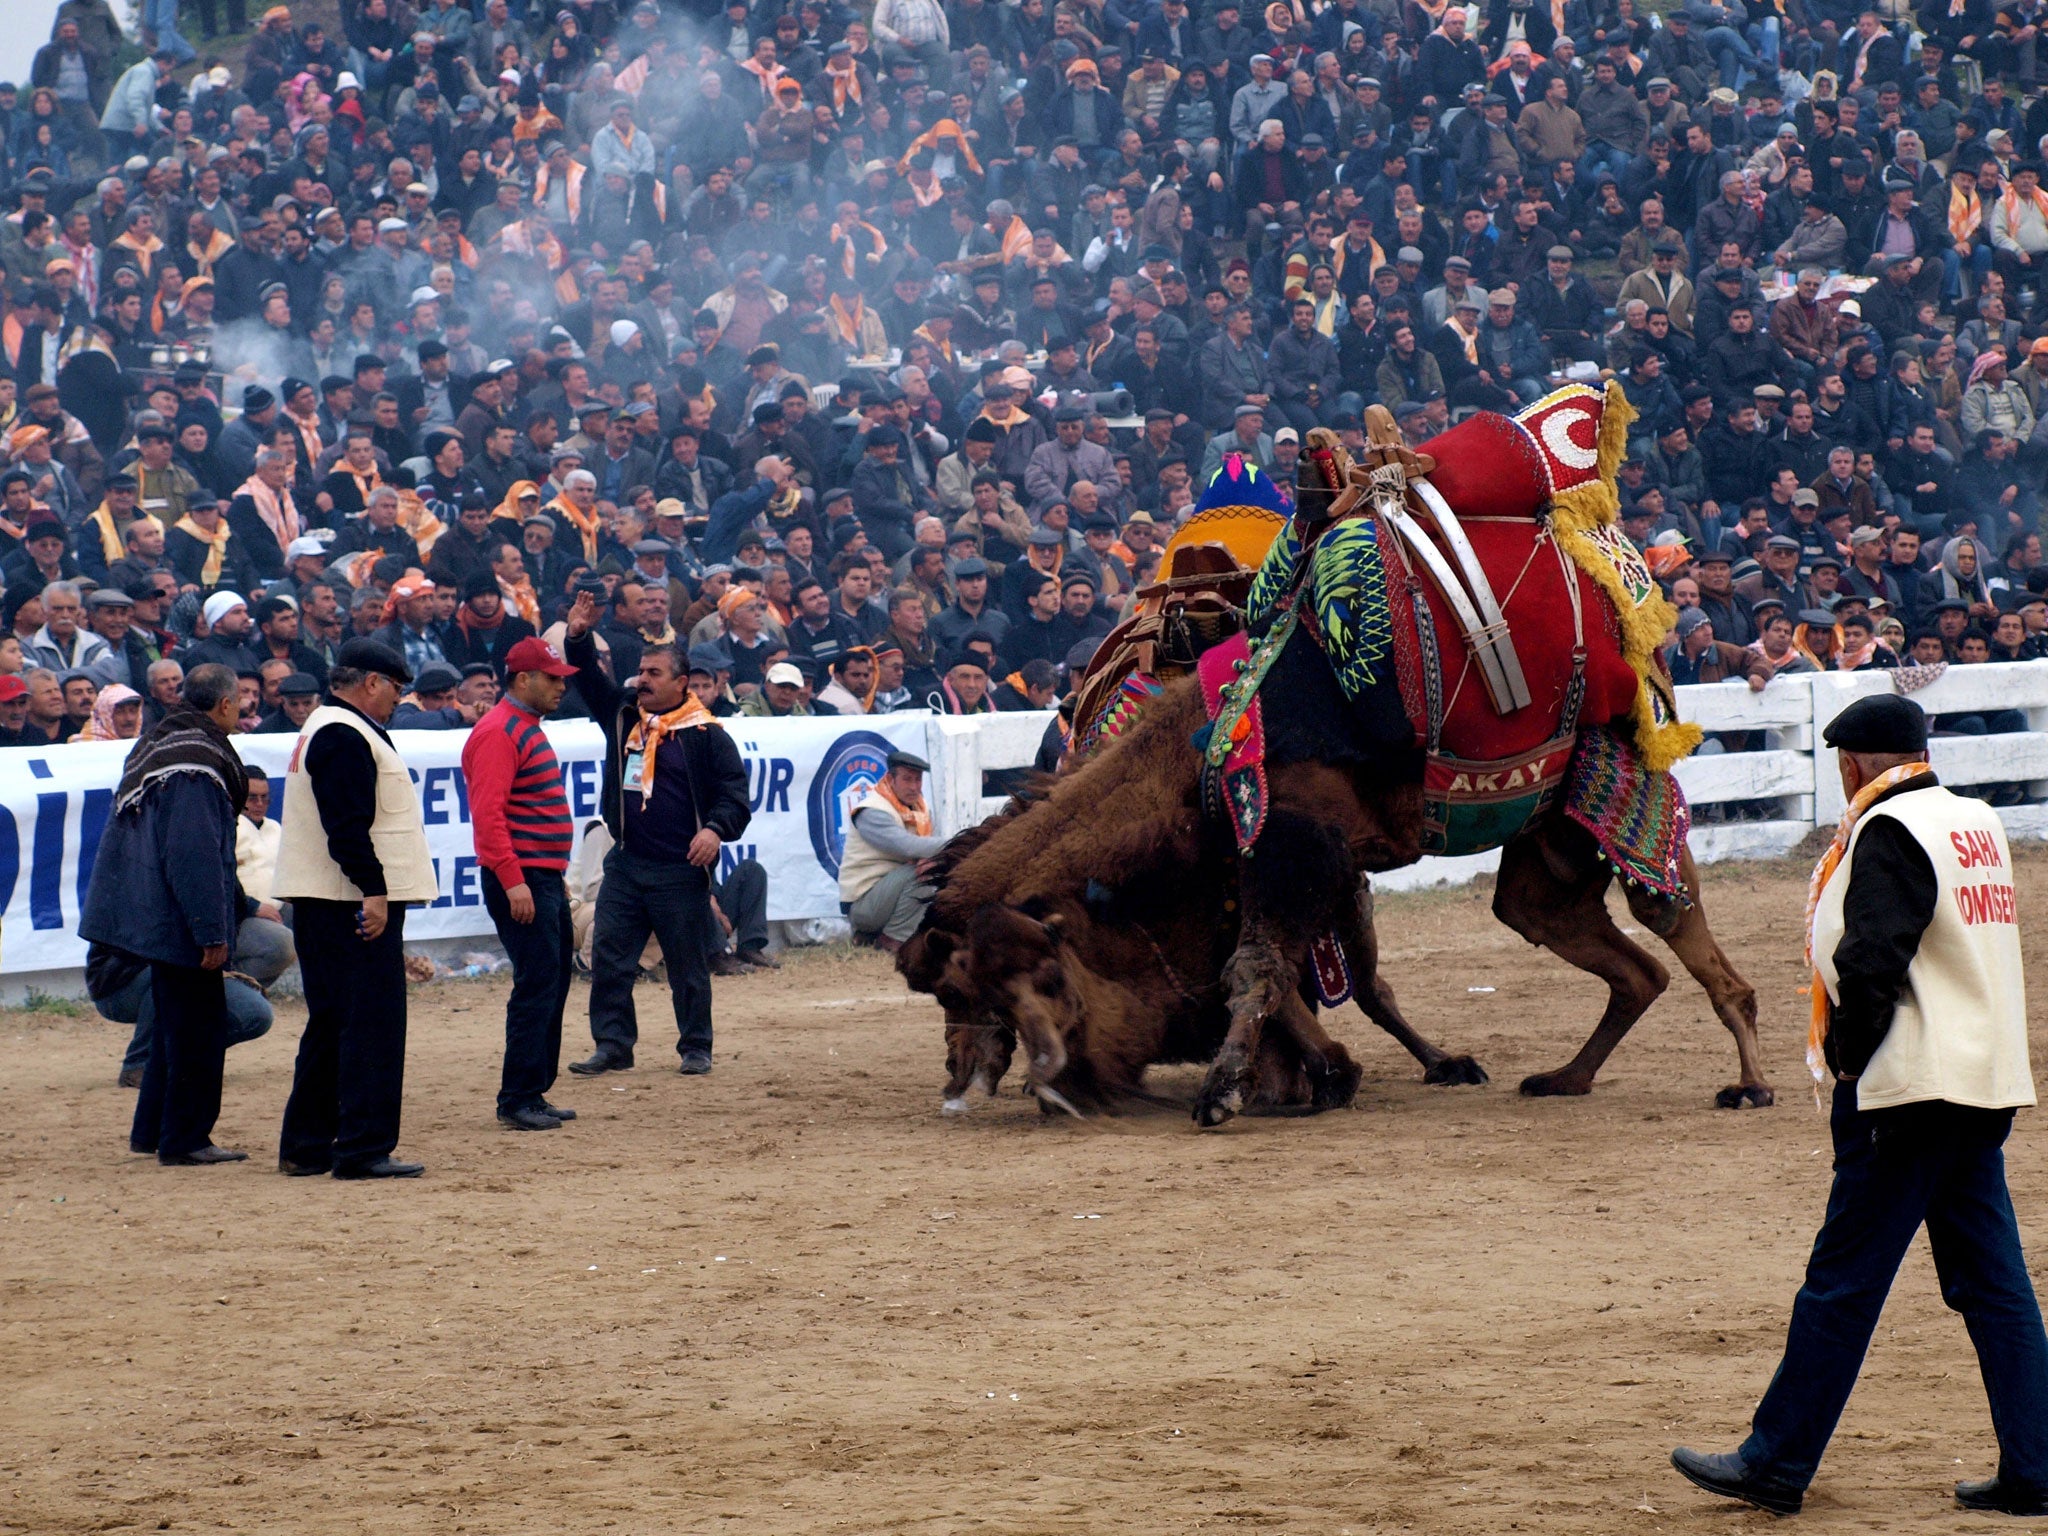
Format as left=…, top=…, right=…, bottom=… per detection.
left=461, top=636, right=580, bottom=1131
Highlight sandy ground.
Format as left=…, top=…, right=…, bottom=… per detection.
left=4, top=852, right=2047, bottom=1535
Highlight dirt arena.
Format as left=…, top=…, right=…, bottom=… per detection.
left=4, top=851, right=2046, bottom=1535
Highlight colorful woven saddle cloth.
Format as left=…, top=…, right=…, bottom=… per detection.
left=1562, top=723, right=1693, bottom=902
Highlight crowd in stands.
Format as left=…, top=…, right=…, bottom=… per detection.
left=1, top=0, right=2047, bottom=772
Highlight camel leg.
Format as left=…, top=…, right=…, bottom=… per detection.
left=1624, top=848, right=1774, bottom=1109
left=1194, top=809, right=1343, bottom=1128
left=1267, top=992, right=1365, bottom=1109
left=942, top=1011, right=1014, bottom=1115
left=1492, top=829, right=1670, bottom=1097
left=1335, top=879, right=1489, bottom=1085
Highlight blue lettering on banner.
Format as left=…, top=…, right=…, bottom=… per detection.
left=428, top=855, right=483, bottom=908
left=31, top=792, right=66, bottom=930
left=421, top=766, right=453, bottom=825
left=566, top=757, right=599, bottom=819
left=745, top=757, right=797, bottom=815
left=806, top=731, right=897, bottom=877
left=0, top=805, right=19, bottom=916
left=76, top=789, right=111, bottom=915
left=717, top=843, right=757, bottom=880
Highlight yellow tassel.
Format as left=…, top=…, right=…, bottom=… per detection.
left=1546, top=382, right=1704, bottom=770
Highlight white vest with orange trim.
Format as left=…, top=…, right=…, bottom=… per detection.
left=272, top=705, right=439, bottom=904
left=1813, top=784, right=2034, bottom=1112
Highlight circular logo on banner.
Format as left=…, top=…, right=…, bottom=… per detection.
left=807, top=730, right=899, bottom=876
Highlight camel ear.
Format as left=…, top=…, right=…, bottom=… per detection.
left=1040, top=910, right=1066, bottom=948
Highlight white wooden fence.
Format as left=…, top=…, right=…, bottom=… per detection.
left=931, top=660, right=2048, bottom=891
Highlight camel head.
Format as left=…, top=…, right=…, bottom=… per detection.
left=964, top=902, right=1082, bottom=1090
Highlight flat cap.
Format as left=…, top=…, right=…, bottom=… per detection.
left=1822, top=694, right=1928, bottom=754
left=886, top=750, right=931, bottom=772
left=337, top=637, right=411, bottom=684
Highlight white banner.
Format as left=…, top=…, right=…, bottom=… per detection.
left=0, top=712, right=940, bottom=974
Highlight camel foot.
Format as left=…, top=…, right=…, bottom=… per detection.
left=1309, top=1050, right=1364, bottom=1110
left=1519, top=1069, right=1594, bottom=1097
left=1715, top=1082, right=1776, bottom=1109
left=1423, top=1054, right=1490, bottom=1086
left=1193, top=1060, right=1251, bottom=1127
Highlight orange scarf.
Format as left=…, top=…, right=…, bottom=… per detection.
left=235, top=473, right=300, bottom=553
left=500, top=572, right=541, bottom=625
left=285, top=407, right=324, bottom=468
left=827, top=292, right=871, bottom=345
left=1950, top=182, right=1983, bottom=240
left=174, top=513, right=231, bottom=587
left=1803, top=760, right=1935, bottom=1096
left=2001, top=182, right=2048, bottom=234
left=547, top=491, right=602, bottom=562
left=186, top=225, right=234, bottom=277
left=873, top=775, right=932, bottom=836
left=828, top=64, right=863, bottom=113
left=623, top=695, right=716, bottom=794
left=895, top=118, right=984, bottom=177
left=831, top=218, right=888, bottom=280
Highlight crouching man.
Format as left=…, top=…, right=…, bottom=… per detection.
left=838, top=750, right=943, bottom=954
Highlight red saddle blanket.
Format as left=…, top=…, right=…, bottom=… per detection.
left=1378, top=409, right=1640, bottom=768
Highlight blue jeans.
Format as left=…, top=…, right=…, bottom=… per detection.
left=1701, top=24, right=1762, bottom=87
left=1748, top=14, right=1781, bottom=66
left=1577, top=144, right=1635, bottom=188
left=484, top=866, right=572, bottom=1115
left=115, top=916, right=289, bottom=1072
left=1740, top=1085, right=2048, bottom=1491
left=143, top=0, right=195, bottom=60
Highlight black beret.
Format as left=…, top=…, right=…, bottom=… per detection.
left=1823, top=694, right=1928, bottom=755
left=337, top=637, right=412, bottom=685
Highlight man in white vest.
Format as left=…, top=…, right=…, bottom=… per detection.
left=1673, top=695, right=2048, bottom=1517
left=838, top=751, right=944, bottom=954
left=273, top=638, right=441, bottom=1180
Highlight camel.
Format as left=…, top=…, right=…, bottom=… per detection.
left=903, top=392, right=1770, bottom=1127
left=902, top=681, right=1486, bottom=1118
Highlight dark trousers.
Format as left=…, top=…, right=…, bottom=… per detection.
left=280, top=898, right=409, bottom=1172
left=588, top=845, right=714, bottom=1062
left=708, top=858, right=769, bottom=961
left=130, top=963, right=226, bottom=1158
left=1741, top=1084, right=2048, bottom=1490
left=484, top=866, right=572, bottom=1115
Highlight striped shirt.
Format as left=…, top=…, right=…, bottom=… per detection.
left=462, top=698, right=574, bottom=888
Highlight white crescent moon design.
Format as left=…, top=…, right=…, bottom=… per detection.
left=1538, top=408, right=1599, bottom=471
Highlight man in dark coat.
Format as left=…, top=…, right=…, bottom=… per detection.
left=1672, top=695, right=2048, bottom=1519
left=78, top=662, right=250, bottom=1165
left=561, top=589, right=753, bottom=1077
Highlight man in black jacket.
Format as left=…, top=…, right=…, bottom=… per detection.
left=1672, top=695, right=2048, bottom=1518
left=561, top=589, right=752, bottom=1077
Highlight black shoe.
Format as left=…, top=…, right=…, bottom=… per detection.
left=567, top=1050, right=631, bottom=1075
left=118, top=1067, right=143, bottom=1088
left=1671, top=1447, right=1804, bottom=1516
left=159, top=1145, right=248, bottom=1166
left=1958, top=1478, right=2048, bottom=1515
left=708, top=952, right=752, bottom=976
left=333, top=1157, right=425, bottom=1179
left=539, top=1100, right=576, bottom=1121
left=679, top=1050, right=713, bottom=1075
left=498, top=1106, right=561, bottom=1131
left=278, top=1157, right=331, bottom=1177
left=737, top=947, right=781, bottom=970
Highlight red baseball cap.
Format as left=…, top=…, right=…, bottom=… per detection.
left=0, top=675, right=25, bottom=702
left=503, top=637, right=578, bottom=678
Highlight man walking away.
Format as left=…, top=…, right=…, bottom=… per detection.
left=838, top=750, right=943, bottom=954
left=462, top=636, right=580, bottom=1131
left=80, top=662, right=251, bottom=1166
left=1672, top=695, right=2048, bottom=1517
left=273, top=639, right=440, bottom=1179
left=561, top=589, right=752, bottom=1078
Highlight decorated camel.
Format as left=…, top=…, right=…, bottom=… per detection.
left=903, top=384, right=1771, bottom=1125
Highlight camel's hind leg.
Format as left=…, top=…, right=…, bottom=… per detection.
left=1336, top=879, right=1489, bottom=1085
left=1256, top=992, right=1365, bottom=1111
left=1623, top=847, right=1774, bottom=1108
left=1492, top=826, right=1670, bottom=1097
